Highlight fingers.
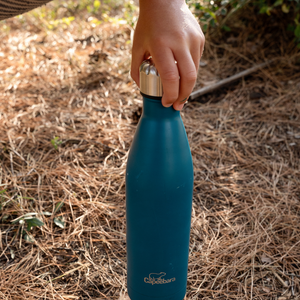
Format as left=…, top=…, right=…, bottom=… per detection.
left=131, top=29, right=204, bottom=111
left=130, top=3, right=205, bottom=112
left=172, top=49, right=198, bottom=111
left=131, top=48, right=146, bottom=88
left=190, top=35, right=201, bottom=74
left=150, top=47, right=179, bottom=108
left=173, top=32, right=204, bottom=111
left=131, top=29, right=151, bottom=87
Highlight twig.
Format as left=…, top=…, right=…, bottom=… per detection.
left=50, top=264, right=89, bottom=282
left=190, top=60, right=274, bottom=100
left=9, top=152, right=14, bottom=176
left=271, top=269, right=289, bottom=288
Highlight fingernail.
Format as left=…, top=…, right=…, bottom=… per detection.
left=178, top=103, right=184, bottom=110
left=162, top=101, right=173, bottom=108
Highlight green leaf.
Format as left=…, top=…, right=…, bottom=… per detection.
left=54, top=201, right=64, bottom=214
left=222, top=25, right=231, bottom=32
left=51, top=137, right=62, bottom=150
left=295, top=24, right=300, bottom=38
left=209, top=18, right=216, bottom=27
left=11, top=212, right=38, bottom=224
left=2, top=215, right=9, bottom=222
left=54, top=217, right=65, bottom=228
left=273, top=0, right=283, bottom=7
left=220, top=8, right=227, bottom=16
left=295, top=13, right=300, bottom=25
left=24, top=233, right=35, bottom=242
left=259, top=6, right=268, bottom=14
left=282, top=4, right=289, bottom=13
left=208, top=11, right=216, bottom=20
left=259, top=5, right=272, bottom=15
left=25, top=217, right=44, bottom=231
left=287, top=23, right=295, bottom=32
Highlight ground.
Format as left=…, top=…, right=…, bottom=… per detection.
left=0, top=3, right=300, bottom=300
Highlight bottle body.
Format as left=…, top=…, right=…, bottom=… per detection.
left=126, top=96, right=194, bottom=300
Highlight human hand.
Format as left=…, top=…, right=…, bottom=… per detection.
left=131, top=0, right=205, bottom=110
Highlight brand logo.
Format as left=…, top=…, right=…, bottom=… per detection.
left=144, top=272, right=176, bottom=285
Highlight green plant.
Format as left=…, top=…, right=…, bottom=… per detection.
left=123, top=1, right=138, bottom=27
left=9, top=201, right=65, bottom=243
left=188, top=0, right=218, bottom=32
left=11, top=212, right=44, bottom=242
left=188, top=0, right=300, bottom=46
left=15, top=0, right=137, bottom=31
left=292, top=12, right=300, bottom=46
left=51, top=136, right=62, bottom=150
left=11, top=213, right=44, bottom=231
left=257, top=0, right=300, bottom=46
left=40, top=201, right=65, bottom=229
left=53, top=201, right=65, bottom=228
left=86, top=0, right=101, bottom=14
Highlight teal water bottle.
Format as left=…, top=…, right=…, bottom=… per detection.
left=126, top=59, right=194, bottom=300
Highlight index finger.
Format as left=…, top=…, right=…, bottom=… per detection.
left=151, top=47, right=179, bottom=107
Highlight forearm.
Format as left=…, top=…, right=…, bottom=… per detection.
left=0, top=0, right=52, bottom=21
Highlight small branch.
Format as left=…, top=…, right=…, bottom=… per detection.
left=50, top=264, right=88, bottom=282
left=9, top=152, right=14, bottom=176
left=190, top=60, right=274, bottom=100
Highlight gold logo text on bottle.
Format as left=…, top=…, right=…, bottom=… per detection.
left=144, top=272, right=176, bottom=285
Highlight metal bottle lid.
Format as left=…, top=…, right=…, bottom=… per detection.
left=139, top=59, right=163, bottom=97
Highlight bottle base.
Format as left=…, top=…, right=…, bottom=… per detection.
left=127, top=285, right=186, bottom=300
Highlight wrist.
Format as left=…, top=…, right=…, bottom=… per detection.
left=139, top=0, right=185, bottom=13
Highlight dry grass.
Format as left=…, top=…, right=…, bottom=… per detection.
left=0, top=3, right=300, bottom=300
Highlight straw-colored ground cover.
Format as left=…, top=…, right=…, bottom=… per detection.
left=0, top=3, right=300, bottom=299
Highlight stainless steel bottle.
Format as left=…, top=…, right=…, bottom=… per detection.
left=126, top=59, right=194, bottom=300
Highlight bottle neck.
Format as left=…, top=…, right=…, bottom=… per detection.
left=142, top=95, right=180, bottom=119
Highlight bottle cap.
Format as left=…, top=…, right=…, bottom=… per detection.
left=139, top=59, right=163, bottom=97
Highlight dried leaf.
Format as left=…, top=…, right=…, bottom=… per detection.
left=42, top=211, right=52, bottom=216
left=54, top=217, right=65, bottom=229
left=261, top=254, right=273, bottom=264
left=262, top=287, right=271, bottom=293
left=10, top=249, right=15, bottom=259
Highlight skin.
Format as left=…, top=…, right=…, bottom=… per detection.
left=131, top=0, right=205, bottom=111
